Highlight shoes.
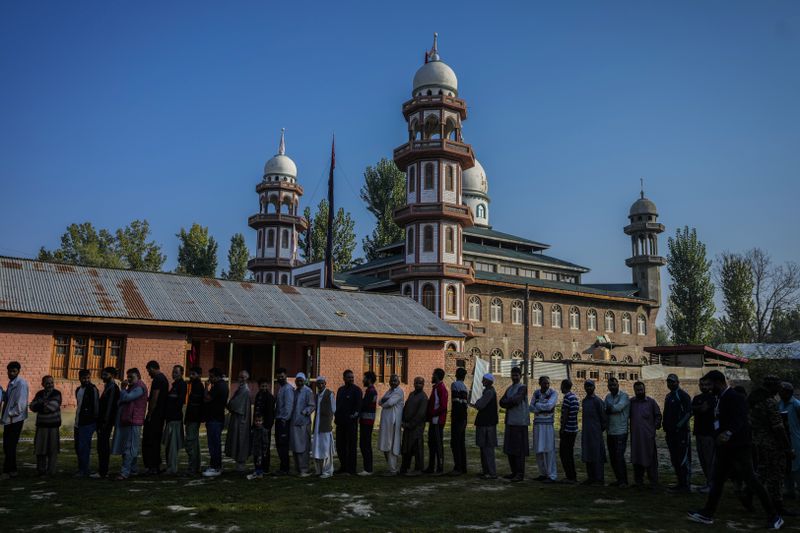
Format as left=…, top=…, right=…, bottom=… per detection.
left=89, top=473, right=104, bottom=479
left=767, top=515, right=784, bottom=530
left=687, top=511, right=714, bottom=525
left=319, top=473, right=332, bottom=479
left=668, top=485, right=691, bottom=494
left=696, top=485, right=710, bottom=494
left=561, top=478, right=577, bottom=484
left=534, top=475, right=548, bottom=481
left=580, top=479, right=597, bottom=486
left=202, top=468, right=222, bottom=478
left=542, top=478, right=556, bottom=484
left=299, top=471, right=313, bottom=477
left=510, top=475, right=524, bottom=483
left=482, top=474, right=498, bottom=480
left=115, top=474, right=128, bottom=481
left=447, top=469, right=463, bottom=476
left=357, top=471, right=373, bottom=477
left=246, top=473, right=263, bottom=480
left=381, top=471, right=398, bottom=477
left=404, top=470, right=422, bottom=477
left=502, top=474, right=516, bottom=480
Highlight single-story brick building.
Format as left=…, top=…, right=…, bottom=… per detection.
left=0, top=257, right=462, bottom=406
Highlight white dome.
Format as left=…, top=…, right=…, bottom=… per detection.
left=462, top=159, right=488, bottom=194
left=413, top=60, right=458, bottom=95
left=263, top=154, right=297, bottom=178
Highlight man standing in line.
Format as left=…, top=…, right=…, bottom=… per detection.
left=1, top=361, right=28, bottom=480
left=378, top=374, right=404, bottom=476
left=581, top=379, right=608, bottom=485
left=290, top=372, right=315, bottom=476
left=779, top=382, right=800, bottom=499
left=358, top=371, right=377, bottom=476
left=400, top=377, right=428, bottom=476
left=530, top=375, right=558, bottom=483
left=162, top=365, right=187, bottom=475
left=499, top=366, right=529, bottom=482
left=663, top=373, right=692, bottom=493
left=471, top=373, right=498, bottom=479
left=605, top=376, right=630, bottom=488
left=183, top=366, right=204, bottom=476
left=74, top=369, right=99, bottom=478
left=424, top=368, right=448, bottom=475
left=630, top=381, right=662, bottom=489
left=558, top=379, right=580, bottom=484
left=94, top=367, right=119, bottom=479
left=202, top=367, right=228, bottom=477
left=143, top=360, right=169, bottom=475
left=252, top=377, right=275, bottom=475
left=692, top=377, right=716, bottom=492
left=30, top=375, right=62, bottom=477
left=312, top=376, right=336, bottom=478
left=688, top=370, right=783, bottom=529
left=274, top=368, right=294, bottom=475
left=335, top=369, right=362, bottom=475
left=450, top=367, right=469, bottom=476
left=225, top=370, right=252, bottom=472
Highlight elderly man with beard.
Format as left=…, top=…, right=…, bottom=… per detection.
left=290, top=373, right=315, bottom=477
left=400, top=377, right=428, bottom=476
left=629, top=381, right=662, bottom=489
left=378, top=374, right=404, bottom=476
left=499, top=367, right=529, bottom=482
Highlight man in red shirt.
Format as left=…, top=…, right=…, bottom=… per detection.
left=424, top=368, right=448, bottom=475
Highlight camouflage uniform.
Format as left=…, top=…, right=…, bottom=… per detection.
left=749, top=387, right=788, bottom=509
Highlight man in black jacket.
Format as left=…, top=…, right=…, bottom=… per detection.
left=688, top=370, right=783, bottom=529
left=75, top=369, right=99, bottom=477
left=184, top=366, right=204, bottom=475
left=93, top=367, right=119, bottom=478
left=663, top=373, right=692, bottom=492
left=335, top=370, right=362, bottom=474
left=252, top=378, right=275, bottom=475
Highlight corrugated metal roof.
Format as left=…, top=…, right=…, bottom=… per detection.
left=0, top=257, right=463, bottom=339
left=464, top=242, right=590, bottom=272
left=474, top=270, right=650, bottom=301
left=718, top=342, right=800, bottom=360
left=464, top=227, right=550, bottom=250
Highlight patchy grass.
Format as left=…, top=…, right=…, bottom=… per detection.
left=2, top=430, right=797, bottom=532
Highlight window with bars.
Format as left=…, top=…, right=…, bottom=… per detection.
left=511, top=300, right=523, bottom=325
left=52, top=334, right=125, bottom=380
left=363, top=348, right=408, bottom=384
left=498, top=265, right=517, bottom=276
left=408, top=166, right=416, bottom=193
left=576, top=370, right=587, bottom=379
left=531, top=302, right=543, bottom=326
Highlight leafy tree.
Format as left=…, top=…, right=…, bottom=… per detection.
left=222, top=233, right=250, bottom=281
left=666, top=226, right=716, bottom=345
left=38, top=219, right=165, bottom=271
left=716, top=252, right=755, bottom=343
left=656, top=325, right=672, bottom=346
left=360, top=158, right=406, bottom=261
left=176, top=223, right=218, bottom=277
left=768, top=306, right=800, bottom=343
left=746, top=248, right=800, bottom=342
left=300, top=199, right=357, bottom=272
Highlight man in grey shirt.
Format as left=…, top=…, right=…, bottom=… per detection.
left=274, top=368, right=295, bottom=475
left=2, top=361, right=29, bottom=479
left=605, top=376, right=630, bottom=487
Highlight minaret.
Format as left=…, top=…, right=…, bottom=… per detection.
left=391, top=34, right=475, bottom=334
left=247, top=129, right=308, bottom=285
left=624, top=181, right=666, bottom=305
left=462, top=159, right=490, bottom=228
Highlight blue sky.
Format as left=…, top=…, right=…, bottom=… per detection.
left=1, top=1, right=798, bottom=302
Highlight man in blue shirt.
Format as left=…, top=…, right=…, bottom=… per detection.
left=558, top=379, right=579, bottom=483
left=605, top=376, right=630, bottom=487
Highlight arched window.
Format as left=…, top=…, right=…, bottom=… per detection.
left=476, top=204, right=486, bottom=219
left=551, top=304, right=563, bottom=329
left=446, top=343, right=457, bottom=353
left=610, top=354, right=617, bottom=362
left=403, top=285, right=413, bottom=298
left=266, top=229, right=275, bottom=248
left=571, top=352, right=582, bottom=361
left=490, top=349, right=503, bottom=373
left=622, top=313, right=632, bottom=334
left=446, top=286, right=456, bottom=315
left=637, top=314, right=647, bottom=335
left=511, top=300, right=523, bottom=325
left=623, top=355, right=634, bottom=363
left=424, top=115, right=439, bottom=139
left=490, top=298, right=503, bottom=323
left=280, top=274, right=289, bottom=285
left=640, top=356, right=649, bottom=365
left=281, top=229, right=290, bottom=249
left=424, top=163, right=434, bottom=189
left=445, top=227, right=454, bottom=254
left=533, top=351, right=544, bottom=361
left=406, top=228, right=414, bottom=255
left=470, top=346, right=481, bottom=358
left=468, top=296, right=481, bottom=321
left=531, top=302, right=543, bottom=327
left=569, top=306, right=580, bottom=330
left=265, top=273, right=273, bottom=283
left=445, top=166, right=454, bottom=191
left=587, top=309, right=597, bottom=331
left=423, top=225, right=434, bottom=252
left=422, top=284, right=436, bottom=312
left=604, top=311, right=615, bottom=333
left=408, top=166, right=416, bottom=193
left=552, top=352, right=563, bottom=361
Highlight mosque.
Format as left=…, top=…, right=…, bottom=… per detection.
left=246, top=35, right=666, bottom=379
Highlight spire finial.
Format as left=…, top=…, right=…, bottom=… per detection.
left=640, top=177, right=644, bottom=199
left=428, top=32, right=440, bottom=62
left=278, top=128, right=285, bottom=156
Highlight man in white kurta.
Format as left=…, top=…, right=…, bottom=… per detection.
left=289, top=373, right=315, bottom=476
left=378, top=374, right=405, bottom=475
left=529, top=375, right=559, bottom=481
left=312, top=377, right=336, bottom=478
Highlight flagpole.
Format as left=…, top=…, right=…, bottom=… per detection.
left=324, top=134, right=335, bottom=289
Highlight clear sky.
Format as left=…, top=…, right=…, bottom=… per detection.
left=1, top=1, right=798, bottom=302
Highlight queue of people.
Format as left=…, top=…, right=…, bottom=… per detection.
left=2, top=359, right=799, bottom=529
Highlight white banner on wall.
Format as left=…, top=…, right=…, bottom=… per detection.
left=471, top=356, right=490, bottom=404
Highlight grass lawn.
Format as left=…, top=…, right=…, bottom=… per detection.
left=0, top=428, right=796, bottom=532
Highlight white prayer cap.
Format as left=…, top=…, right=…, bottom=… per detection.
left=316, top=375, right=327, bottom=382
left=295, top=372, right=307, bottom=380
left=483, top=373, right=495, bottom=383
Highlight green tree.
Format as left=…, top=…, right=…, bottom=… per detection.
left=666, top=226, right=716, bottom=345
left=716, top=252, right=755, bottom=343
left=769, top=306, right=800, bottom=343
left=656, top=325, right=672, bottom=346
left=222, top=233, right=250, bottom=281
left=746, top=248, right=800, bottom=342
left=300, top=199, right=357, bottom=272
left=176, top=223, right=218, bottom=277
left=360, top=158, right=406, bottom=261
left=116, top=220, right=166, bottom=271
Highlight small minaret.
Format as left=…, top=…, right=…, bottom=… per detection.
left=247, top=129, right=308, bottom=285
left=624, top=181, right=666, bottom=305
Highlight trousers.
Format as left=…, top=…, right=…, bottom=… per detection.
left=184, top=422, right=201, bottom=474
left=559, top=431, right=577, bottom=481
left=336, top=423, right=358, bottom=474
left=703, top=445, right=775, bottom=519
left=206, top=420, right=223, bottom=470
left=2, top=421, right=24, bottom=474
left=142, top=415, right=165, bottom=471
left=401, top=437, right=424, bottom=473
left=96, top=425, right=113, bottom=476
left=275, top=419, right=291, bottom=473
left=451, top=417, right=467, bottom=473
left=480, top=445, right=497, bottom=477
left=74, top=423, right=96, bottom=475
left=696, top=434, right=716, bottom=485
left=666, top=430, right=691, bottom=488
left=359, top=424, right=373, bottom=473
left=607, top=433, right=628, bottom=484
left=427, top=423, right=444, bottom=472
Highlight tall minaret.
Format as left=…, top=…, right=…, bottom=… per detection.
left=392, top=34, right=475, bottom=333
left=624, top=182, right=666, bottom=305
left=247, top=129, right=308, bottom=285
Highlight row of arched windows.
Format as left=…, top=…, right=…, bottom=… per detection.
left=405, top=283, right=458, bottom=315
left=255, top=272, right=290, bottom=285
left=471, top=346, right=648, bottom=365
left=259, top=228, right=292, bottom=251
left=407, top=163, right=456, bottom=193
left=467, top=297, right=647, bottom=335
left=406, top=225, right=455, bottom=255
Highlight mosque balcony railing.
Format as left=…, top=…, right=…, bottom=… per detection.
left=389, top=263, right=475, bottom=284
left=248, top=213, right=309, bottom=231
left=625, top=255, right=667, bottom=267
left=247, top=257, right=296, bottom=270
left=402, top=94, right=468, bottom=119
left=623, top=222, right=665, bottom=235
left=393, top=139, right=475, bottom=169
left=255, top=181, right=304, bottom=195
left=393, top=202, right=474, bottom=226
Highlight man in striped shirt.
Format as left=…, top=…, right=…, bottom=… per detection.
left=559, top=379, right=580, bottom=483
